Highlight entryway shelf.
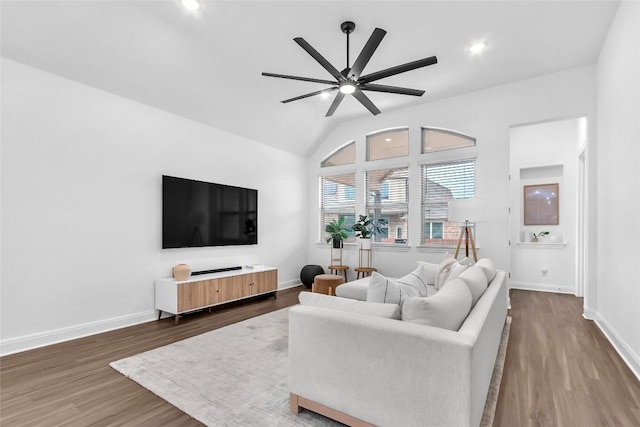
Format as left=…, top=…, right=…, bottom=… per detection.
left=517, top=242, right=567, bottom=248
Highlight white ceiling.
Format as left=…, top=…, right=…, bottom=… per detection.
left=1, top=0, right=619, bottom=156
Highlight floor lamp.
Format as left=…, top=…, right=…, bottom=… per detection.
left=447, top=198, right=487, bottom=263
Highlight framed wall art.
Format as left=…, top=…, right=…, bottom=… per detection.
left=524, top=183, right=559, bottom=225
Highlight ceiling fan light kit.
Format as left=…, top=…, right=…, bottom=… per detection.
left=339, top=83, right=356, bottom=94
left=181, top=0, right=202, bottom=12
left=262, top=21, right=438, bottom=117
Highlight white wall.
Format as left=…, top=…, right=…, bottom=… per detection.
left=509, top=118, right=580, bottom=294
left=595, top=1, right=640, bottom=378
left=0, top=59, right=308, bottom=355
left=307, top=66, right=596, bottom=281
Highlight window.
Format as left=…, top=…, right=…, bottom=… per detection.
left=365, top=167, right=409, bottom=244
left=320, top=173, right=356, bottom=243
left=422, top=128, right=475, bottom=153
left=421, top=159, right=475, bottom=245
left=367, top=128, right=409, bottom=161
left=424, top=221, right=444, bottom=239
left=321, top=141, right=355, bottom=167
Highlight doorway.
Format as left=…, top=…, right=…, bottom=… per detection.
left=508, top=117, right=587, bottom=295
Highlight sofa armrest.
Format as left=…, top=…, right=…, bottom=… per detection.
left=289, top=306, right=475, bottom=427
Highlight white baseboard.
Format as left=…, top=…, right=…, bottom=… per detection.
left=278, top=279, right=302, bottom=290
left=593, top=313, right=640, bottom=382
left=510, top=281, right=575, bottom=294
left=0, top=310, right=157, bottom=357
left=3, top=281, right=303, bottom=356
left=582, top=307, right=597, bottom=320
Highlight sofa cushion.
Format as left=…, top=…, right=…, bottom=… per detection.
left=367, top=271, right=422, bottom=306
left=299, top=292, right=401, bottom=319
left=435, top=253, right=469, bottom=289
left=475, top=258, right=497, bottom=282
left=457, top=266, right=488, bottom=306
left=335, top=277, right=370, bottom=301
left=401, top=278, right=472, bottom=331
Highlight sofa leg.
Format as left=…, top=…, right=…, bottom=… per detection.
left=290, top=393, right=300, bottom=414
left=290, top=393, right=375, bottom=426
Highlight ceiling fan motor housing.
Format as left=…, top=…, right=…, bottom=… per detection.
left=340, top=21, right=356, bottom=34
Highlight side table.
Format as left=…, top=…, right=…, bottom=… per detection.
left=355, top=267, right=377, bottom=279
left=328, top=265, right=349, bottom=282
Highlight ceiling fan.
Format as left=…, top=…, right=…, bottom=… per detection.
left=262, top=21, right=437, bottom=117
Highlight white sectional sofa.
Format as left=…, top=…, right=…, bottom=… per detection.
left=288, top=258, right=508, bottom=427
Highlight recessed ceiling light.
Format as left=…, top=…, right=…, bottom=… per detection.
left=339, top=83, right=356, bottom=94
left=181, top=0, right=202, bottom=11
left=385, top=138, right=392, bottom=142
left=468, top=41, right=487, bottom=54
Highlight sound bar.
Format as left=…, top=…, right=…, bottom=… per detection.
left=192, top=266, right=242, bottom=276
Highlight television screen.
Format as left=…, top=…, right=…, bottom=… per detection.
left=162, top=175, right=257, bottom=249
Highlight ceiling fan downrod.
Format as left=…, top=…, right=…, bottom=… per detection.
left=341, top=21, right=355, bottom=71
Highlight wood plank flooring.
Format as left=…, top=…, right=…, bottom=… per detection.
left=494, top=290, right=640, bottom=426
left=1, top=287, right=639, bottom=426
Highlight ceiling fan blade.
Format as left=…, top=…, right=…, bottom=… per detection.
left=326, top=91, right=346, bottom=117
left=353, top=90, right=381, bottom=115
left=360, top=83, right=425, bottom=97
left=282, top=87, right=338, bottom=103
left=360, top=56, right=437, bottom=83
left=262, top=72, right=337, bottom=86
left=294, top=37, right=346, bottom=82
left=349, top=28, right=386, bottom=79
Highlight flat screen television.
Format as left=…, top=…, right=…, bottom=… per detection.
left=162, top=175, right=257, bottom=249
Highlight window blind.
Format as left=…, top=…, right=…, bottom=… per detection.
left=365, top=167, right=409, bottom=244
left=320, top=173, right=356, bottom=243
left=421, top=159, right=475, bottom=244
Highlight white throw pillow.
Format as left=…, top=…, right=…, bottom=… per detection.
left=366, top=272, right=422, bottom=306
left=299, top=292, right=401, bottom=319
left=457, top=266, right=488, bottom=307
left=401, top=278, right=472, bottom=331
left=434, top=253, right=469, bottom=290
left=416, top=261, right=438, bottom=285
left=394, top=264, right=431, bottom=297
left=475, top=258, right=497, bottom=282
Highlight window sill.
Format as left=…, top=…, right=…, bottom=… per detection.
left=516, top=242, right=567, bottom=249
left=316, top=242, right=410, bottom=252
left=417, top=245, right=481, bottom=253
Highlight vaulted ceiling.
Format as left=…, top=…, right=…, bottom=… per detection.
left=1, top=1, right=619, bottom=156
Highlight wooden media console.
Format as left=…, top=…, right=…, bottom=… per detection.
left=155, top=267, right=278, bottom=324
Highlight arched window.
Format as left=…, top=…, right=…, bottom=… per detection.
left=321, top=141, right=355, bottom=167
left=366, top=128, right=409, bottom=161
left=422, top=128, right=475, bottom=153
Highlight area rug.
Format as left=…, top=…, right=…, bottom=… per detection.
left=111, top=308, right=511, bottom=426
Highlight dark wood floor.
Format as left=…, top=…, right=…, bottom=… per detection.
left=1, top=287, right=639, bottom=426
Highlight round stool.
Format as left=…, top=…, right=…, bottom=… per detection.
left=300, top=265, right=325, bottom=289
left=312, top=274, right=344, bottom=296
left=355, top=267, right=377, bottom=279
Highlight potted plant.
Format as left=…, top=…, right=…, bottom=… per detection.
left=351, top=215, right=386, bottom=250
left=531, top=231, right=549, bottom=242
left=325, top=217, right=350, bottom=248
